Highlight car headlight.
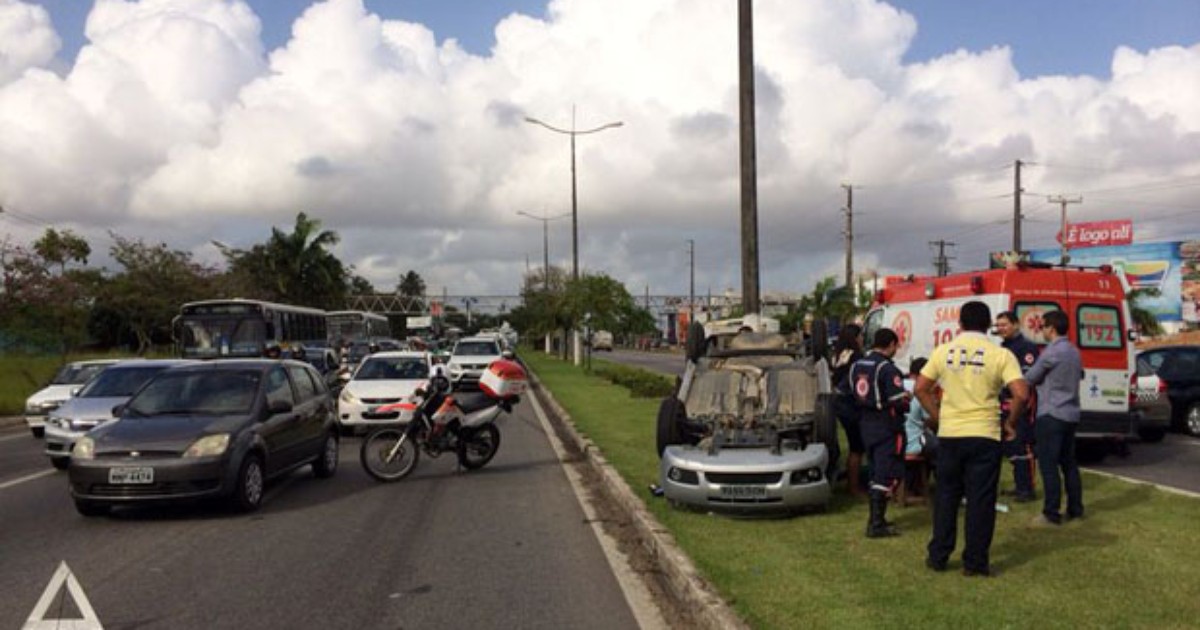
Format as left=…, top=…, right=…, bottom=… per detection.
left=74, top=436, right=95, bottom=460
left=789, top=467, right=824, bottom=485
left=183, top=434, right=230, bottom=458
left=666, top=466, right=699, bottom=485
left=340, top=389, right=359, bottom=405
left=39, top=400, right=65, bottom=413
left=449, top=364, right=464, bottom=375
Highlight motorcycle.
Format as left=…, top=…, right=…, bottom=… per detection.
left=359, top=369, right=520, bottom=482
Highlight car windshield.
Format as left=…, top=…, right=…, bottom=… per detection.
left=454, top=341, right=499, bottom=356
left=51, top=363, right=110, bottom=385
left=355, top=357, right=429, bottom=381
left=126, top=369, right=261, bottom=416
left=78, top=366, right=171, bottom=398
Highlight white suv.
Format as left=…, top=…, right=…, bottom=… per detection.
left=448, top=337, right=505, bottom=388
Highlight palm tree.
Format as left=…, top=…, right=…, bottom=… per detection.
left=1127, top=287, right=1163, bottom=337
left=258, top=212, right=349, bottom=309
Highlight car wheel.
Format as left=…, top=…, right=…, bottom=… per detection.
left=74, top=500, right=109, bottom=517
left=1137, top=427, right=1167, bottom=443
left=656, top=397, right=686, bottom=457
left=312, top=433, right=339, bottom=478
left=31, top=426, right=44, bottom=439
left=231, top=454, right=265, bottom=512
left=50, top=457, right=70, bottom=471
left=1186, top=404, right=1200, bottom=438
left=1075, top=440, right=1109, bottom=464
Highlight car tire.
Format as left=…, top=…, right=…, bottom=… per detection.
left=1186, top=404, right=1200, bottom=438
left=685, top=322, right=707, bottom=362
left=31, top=426, right=44, bottom=439
left=1075, top=440, right=1109, bottom=464
left=312, top=433, right=339, bottom=478
left=50, top=457, right=69, bottom=471
left=656, top=397, right=686, bottom=457
left=1137, top=427, right=1167, bottom=443
left=230, top=454, right=265, bottom=512
left=74, top=500, right=109, bottom=518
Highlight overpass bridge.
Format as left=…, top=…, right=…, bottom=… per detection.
left=346, top=293, right=800, bottom=318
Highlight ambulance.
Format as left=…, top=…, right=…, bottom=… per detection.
left=862, top=262, right=1137, bottom=441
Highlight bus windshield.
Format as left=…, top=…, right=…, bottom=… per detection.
left=180, top=315, right=267, bottom=358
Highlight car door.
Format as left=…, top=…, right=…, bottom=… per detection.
left=261, top=364, right=303, bottom=474
left=286, top=364, right=326, bottom=459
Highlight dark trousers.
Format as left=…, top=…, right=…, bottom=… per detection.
left=861, top=418, right=904, bottom=492
left=927, top=437, right=1001, bottom=572
left=1034, top=415, right=1084, bottom=523
left=1002, top=414, right=1036, bottom=497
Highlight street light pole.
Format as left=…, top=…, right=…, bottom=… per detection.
left=525, top=108, right=623, bottom=280
left=526, top=108, right=623, bottom=366
left=517, top=210, right=570, bottom=291
left=687, top=239, right=695, bottom=324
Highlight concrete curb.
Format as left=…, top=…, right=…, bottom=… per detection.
left=527, top=371, right=749, bottom=630
left=0, top=416, right=26, bottom=430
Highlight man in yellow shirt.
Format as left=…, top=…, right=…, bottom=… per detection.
left=915, top=301, right=1029, bottom=577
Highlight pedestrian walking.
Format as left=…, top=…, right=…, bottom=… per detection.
left=830, top=324, right=866, bottom=496
left=995, top=311, right=1040, bottom=502
left=1024, top=310, right=1084, bottom=526
left=849, top=328, right=910, bottom=537
left=915, top=301, right=1029, bottom=576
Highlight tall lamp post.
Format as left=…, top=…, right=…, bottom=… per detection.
left=516, top=210, right=571, bottom=291
left=525, top=106, right=623, bottom=364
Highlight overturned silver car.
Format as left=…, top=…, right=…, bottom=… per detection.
left=657, top=322, right=835, bottom=515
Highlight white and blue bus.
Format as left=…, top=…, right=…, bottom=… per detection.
left=176, top=299, right=328, bottom=358
left=326, top=310, right=392, bottom=346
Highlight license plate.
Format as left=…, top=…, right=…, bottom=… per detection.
left=108, top=466, right=154, bottom=484
left=719, top=485, right=766, bottom=498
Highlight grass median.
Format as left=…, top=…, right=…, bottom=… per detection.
left=0, top=351, right=162, bottom=415
left=524, top=351, right=1200, bottom=629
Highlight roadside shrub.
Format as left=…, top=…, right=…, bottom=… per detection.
left=593, top=362, right=675, bottom=398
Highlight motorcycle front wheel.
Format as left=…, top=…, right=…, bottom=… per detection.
left=457, top=423, right=501, bottom=470
left=360, top=427, right=420, bottom=482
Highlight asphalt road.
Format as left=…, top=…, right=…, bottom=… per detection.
left=0, top=400, right=642, bottom=630
left=601, top=348, right=1200, bottom=495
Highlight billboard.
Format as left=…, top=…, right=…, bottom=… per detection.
left=1016, top=240, right=1200, bottom=323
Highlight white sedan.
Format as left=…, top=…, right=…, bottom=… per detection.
left=337, top=351, right=433, bottom=433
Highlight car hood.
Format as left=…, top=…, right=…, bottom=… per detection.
left=50, top=396, right=128, bottom=424
left=347, top=380, right=422, bottom=399
left=26, top=385, right=77, bottom=407
left=90, top=415, right=248, bottom=455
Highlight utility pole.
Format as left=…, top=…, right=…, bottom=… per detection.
left=687, top=239, right=695, bottom=323
left=737, top=0, right=760, bottom=316
left=842, top=184, right=854, bottom=288
left=1013, top=159, right=1024, bottom=252
left=1048, top=195, right=1083, bottom=264
left=929, top=240, right=956, bottom=277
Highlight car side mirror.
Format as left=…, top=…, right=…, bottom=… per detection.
left=71, top=387, right=82, bottom=397
left=1127, top=329, right=1139, bottom=343
left=111, top=404, right=125, bottom=417
left=268, top=399, right=293, bottom=415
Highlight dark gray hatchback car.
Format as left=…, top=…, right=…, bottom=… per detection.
left=69, top=359, right=339, bottom=516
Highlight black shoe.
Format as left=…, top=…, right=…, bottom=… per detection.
left=962, top=567, right=995, bottom=578
left=925, top=558, right=947, bottom=572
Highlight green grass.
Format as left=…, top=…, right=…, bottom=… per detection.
left=525, top=351, right=1200, bottom=630
left=0, top=351, right=165, bottom=415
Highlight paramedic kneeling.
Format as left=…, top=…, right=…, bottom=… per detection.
left=916, top=301, right=1029, bottom=577
left=850, top=328, right=910, bottom=538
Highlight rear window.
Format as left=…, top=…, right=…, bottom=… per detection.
left=454, top=341, right=500, bottom=356
left=1077, top=305, right=1122, bottom=349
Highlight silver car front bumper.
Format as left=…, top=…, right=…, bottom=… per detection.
left=660, top=443, right=831, bottom=514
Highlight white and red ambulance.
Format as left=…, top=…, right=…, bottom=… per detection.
left=863, top=262, right=1137, bottom=441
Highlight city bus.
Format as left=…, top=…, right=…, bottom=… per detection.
left=176, top=299, right=328, bottom=358
left=326, top=310, right=392, bottom=346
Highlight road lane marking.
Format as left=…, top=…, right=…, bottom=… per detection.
left=0, top=469, right=57, bottom=490
left=1, top=431, right=32, bottom=443
left=24, top=561, right=104, bottom=629
left=527, top=391, right=668, bottom=630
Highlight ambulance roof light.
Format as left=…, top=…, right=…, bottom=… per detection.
left=1099, top=264, right=1113, bottom=274
left=970, top=275, right=984, bottom=294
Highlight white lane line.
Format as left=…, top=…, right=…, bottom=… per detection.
left=527, top=391, right=668, bottom=630
left=1083, top=467, right=1200, bottom=499
left=0, top=431, right=32, bottom=443
left=0, top=469, right=56, bottom=490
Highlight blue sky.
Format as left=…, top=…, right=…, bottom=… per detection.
left=30, top=0, right=1200, bottom=78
